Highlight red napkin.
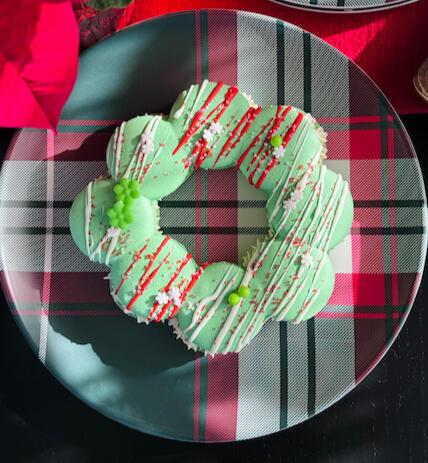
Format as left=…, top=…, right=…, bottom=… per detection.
left=121, top=0, right=428, bottom=114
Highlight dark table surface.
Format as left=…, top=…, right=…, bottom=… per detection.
left=1, top=113, right=427, bottom=463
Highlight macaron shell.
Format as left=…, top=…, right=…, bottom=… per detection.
left=266, top=167, right=353, bottom=250
left=169, top=82, right=253, bottom=170
left=110, top=233, right=198, bottom=322
left=69, top=177, right=156, bottom=266
left=249, top=240, right=335, bottom=323
left=237, top=106, right=323, bottom=194
left=106, top=115, right=188, bottom=200
left=177, top=262, right=264, bottom=354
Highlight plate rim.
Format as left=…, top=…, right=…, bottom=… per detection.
left=268, top=0, right=420, bottom=13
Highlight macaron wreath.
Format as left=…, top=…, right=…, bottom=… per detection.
left=70, top=81, right=353, bottom=355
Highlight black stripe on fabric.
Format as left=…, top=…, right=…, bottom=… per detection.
left=353, top=200, right=424, bottom=208
left=0, top=200, right=72, bottom=208
left=303, top=33, right=312, bottom=112
left=1, top=199, right=424, bottom=209
left=2, top=226, right=424, bottom=236
left=276, top=20, right=285, bottom=106
left=279, top=322, right=288, bottom=428
left=307, top=318, right=316, bottom=417
left=351, top=226, right=425, bottom=236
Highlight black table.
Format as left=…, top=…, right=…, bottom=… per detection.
left=1, top=114, right=427, bottom=463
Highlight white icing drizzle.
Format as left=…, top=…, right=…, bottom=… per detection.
left=88, top=226, right=121, bottom=265
left=293, top=180, right=348, bottom=323
left=186, top=268, right=240, bottom=343
left=236, top=165, right=328, bottom=348
left=122, top=116, right=162, bottom=182
left=84, top=181, right=93, bottom=254
left=188, top=273, right=238, bottom=343
left=211, top=299, right=241, bottom=354
left=186, top=267, right=233, bottom=333
left=268, top=122, right=321, bottom=223
left=114, top=122, right=126, bottom=179
left=173, top=85, right=194, bottom=119
left=185, top=79, right=208, bottom=127
left=275, top=173, right=344, bottom=322
left=213, top=249, right=261, bottom=353
left=138, top=132, right=170, bottom=184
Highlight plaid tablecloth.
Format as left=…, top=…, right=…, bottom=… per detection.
left=0, top=11, right=426, bottom=441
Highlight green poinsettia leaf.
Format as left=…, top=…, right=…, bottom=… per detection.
left=85, top=0, right=134, bottom=12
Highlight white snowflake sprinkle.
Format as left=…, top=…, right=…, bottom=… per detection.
left=203, top=128, right=214, bottom=142
left=106, top=226, right=120, bottom=238
left=301, top=252, right=314, bottom=267
left=141, top=133, right=154, bottom=155
left=283, top=199, right=297, bottom=212
left=155, top=292, right=170, bottom=305
left=290, top=189, right=304, bottom=203
left=209, top=121, right=223, bottom=135
left=272, top=146, right=285, bottom=159
left=141, top=133, right=153, bottom=144
left=168, top=287, right=181, bottom=305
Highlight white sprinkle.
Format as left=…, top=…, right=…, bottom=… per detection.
left=273, top=146, right=285, bottom=159
left=203, top=128, right=214, bottom=142
left=209, top=121, right=223, bottom=135
left=301, top=252, right=314, bottom=267
left=155, top=292, right=170, bottom=305
left=290, top=189, right=304, bottom=203
left=283, top=198, right=297, bottom=212
left=168, top=287, right=181, bottom=304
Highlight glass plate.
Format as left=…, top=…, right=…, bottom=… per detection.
left=0, top=10, right=426, bottom=442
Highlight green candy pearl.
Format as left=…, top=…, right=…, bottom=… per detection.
left=131, top=189, right=140, bottom=199
left=107, top=208, right=116, bottom=218
left=114, top=184, right=123, bottom=194
left=238, top=286, right=250, bottom=298
left=114, top=201, right=124, bottom=212
left=270, top=134, right=282, bottom=147
left=130, top=180, right=140, bottom=191
left=124, top=197, right=134, bottom=207
left=111, top=218, right=119, bottom=227
left=120, top=177, right=130, bottom=187
left=228, top=293, right=241, bottom=306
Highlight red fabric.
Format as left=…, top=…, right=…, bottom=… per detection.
left=0, top=0, right=79, bottom=131
left=120, top=0, right=428, bottom=114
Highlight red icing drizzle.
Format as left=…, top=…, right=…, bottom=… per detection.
left=168, top=262, right=210, bottom=319
left=237, top=106, right=292, bottom=173
left=194, top=86, right=239, bottom=169
left=147, top=253, right=192, bottom=322
left=253, top=112, right=304, bottom=189
left=247, top=106, right=291, bottom=171
left=114, top=242, right=149, bottom=295
left=173, top=82, right=224, bottom=156
left=126, top=236, right=171, bottom=311
left=213, top=106, right=261, bottom=168
left=235, top=119, right=272, bottom=169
